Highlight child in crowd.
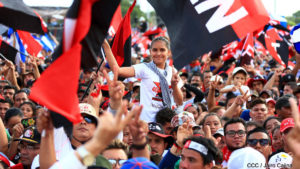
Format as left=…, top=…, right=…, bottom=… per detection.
left=220, top=67, right=250, bottom=97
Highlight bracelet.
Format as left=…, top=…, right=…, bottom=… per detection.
left=131, top=142, right=148, bottom=150
left=173, top=142, right=182, bottom=149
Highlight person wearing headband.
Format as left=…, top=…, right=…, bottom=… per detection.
left=179, top=136, right=220, bottom=169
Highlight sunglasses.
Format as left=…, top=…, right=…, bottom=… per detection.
left=247, top=139, right=269, bottom=146
left=108, top=159, right=126, bottom=166
left=82, top=115, right=97, bottom=124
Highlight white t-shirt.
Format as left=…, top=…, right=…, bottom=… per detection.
left=222, top=84, right=250, bottom=96
left=133, top=63, right=174, bottom=122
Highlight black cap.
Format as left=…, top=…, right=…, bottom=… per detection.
left=148, top=122, right=171, bottom=138
left=282, top=74, right=296, bottom=83
left=14, top=126, right=41, bottom=144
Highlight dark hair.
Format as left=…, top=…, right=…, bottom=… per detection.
left=201, top=113, right=221, bottom=126
left=250, top=98, right=266, bottom=109
left=0, top=99, right=12, bottom=107
left=104, top=139, right=129, bottom=155
left=155, top=108, right=176, bottom=126
left=271, top=125, right=280, bottom=136
left=225, top=92, right=236, bottom=108
left=245, top=121, right=260, bottom=132
left=246, top=127, right=271, bottom=144
left=285, top=82, right=297, bottom=91
left=183, top=136, right=222, bottom=165
left=263, top=116, right=281, bottom=129
left=150, top=36, right=170, bottom=50
left=189, top=72, right=203, bottom=83
left=275, top=96, right=291, bottom=110
left=3, top=85, right=17, bottom=92
left=20, top=101, right=37, bottom=117
left=0, top=80, right=10, bottom=86
left=13, top=89, right=28, bottom=101
left=224, top=118, right=246, bottom=135
left=196, top=102, right=208, bottom=112
left=4, top=108, right=23, bottom=123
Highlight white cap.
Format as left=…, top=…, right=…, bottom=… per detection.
left=228, top=147, right=266, bottom=169
left=232, top=67, right=248, bottom=76
left=210, top=75, right=224, bottom=83
left=268, top=152, right=293, bottom=169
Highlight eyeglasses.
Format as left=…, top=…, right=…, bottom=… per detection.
left=82, top=115, right=97, bottom=124
left=247, top=139, right=269, bottom=146
left=108, top=159, right=126, bottom=166
left=225, top=130, right=246, bottom=137
left=18, top=144, right=39, bottom=151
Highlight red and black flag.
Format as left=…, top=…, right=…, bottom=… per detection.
left=52, top=0, right=121, bottom=69
left=111, top=0, right=136, bottom=67
left=0, top=0, right=46, bottom=34
left=265, top=28, right=289, bottom=66
left=29, top=0, right=120, bottom=123
left=108, top=5, right=122, bottom=37
left=0, top=37, right=18, bottom=62
left=147, top=0, right=270, bottom=69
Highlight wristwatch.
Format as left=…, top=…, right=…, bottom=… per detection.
left=77, top=146, right=95, bottom=166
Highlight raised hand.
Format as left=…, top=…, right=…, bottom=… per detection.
left=287, top=98, right=300, bottom=157
left=36, top=108, right=53, bottom=134
left=87, top=72, right=102, bottom=114
left=171, top=67, right=180, bottom=88
left=176, top=121, right=193, bottom=147
left=103, top=66, right=125, bottom=110
left=12, top=123, right=24, bottom=139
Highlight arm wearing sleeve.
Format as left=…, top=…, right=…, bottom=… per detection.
left=158, top=149, right=180, bottom=169
left=184, top=84, right=204, bottom=102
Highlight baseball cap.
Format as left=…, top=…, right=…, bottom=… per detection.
left=79, top=103, right=98, bottom=123
left=232, top=67, right=247, bottom=76
left=259, top=90, right=272, bottom=98
left=228, top=147, right=266, bottom=169
left=121, top=157, right=158, bottom=169
left=268, top=152, right=292, bottom=169
left=14, top=126, right=41, bottom=144
left=213, top=128, right=224, bottom=138
left=171, top=111, right=198, bottom=128
left=266, top=98, right=276, bottom=105
left=148, top=122, right=172, bottom=139
left=281, top=74, right=296, bottom=83
left=280, top=118, right=294, bottom=133
left=88, top=155, right=112, bottom=169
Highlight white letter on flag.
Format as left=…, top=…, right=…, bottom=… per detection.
left=192, top=0, right=248, bottom=33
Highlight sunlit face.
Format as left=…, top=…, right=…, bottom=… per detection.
left=247, top=132, right=271, bottom=160
left=265, top=118, right=280, bottom=134
left=233, top=73, right=246, bottom=86
left=102, top=149, right=127, bottom=169
left=204, top=115, right=222, bottom=135
left=21, top=104, right=34, bottom=118
left=267, top=102, right=275, bottom=115
left=272, top=128, right=283, bottom=151
left=186, top=106, right=199, bottom=120
left=250, top=104, right=268, bottom=126
left=179, top=148, right=212, bottom=169
left=252, top=81, right=264, bottom=93
left=0, top=102, right=10, bottom=120
left=14, top=92, right=28, bottom=108
left=147, top=133, right=167, bottom=156
left=225, top=123, right=246, bottom=151
left=283, top=85, right=293, bottom=95
left=150, top=40, right=170, bottom=68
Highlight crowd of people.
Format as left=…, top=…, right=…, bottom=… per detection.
left=1, top=22, right=300, bottom=169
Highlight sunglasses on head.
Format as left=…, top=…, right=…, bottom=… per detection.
left=247, top=139, right=269, bottom=146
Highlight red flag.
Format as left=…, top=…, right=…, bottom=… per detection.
left=30, top=0, right=98, bottom=123
left=16, top=30, right=42, bottom=56
left=265, top=28, right=285, bottom=66
left=108, top=5, right=122, bottom=36
left=241, top=33, right=254, bottom=58
left=111, top=0, right=136, bottom=67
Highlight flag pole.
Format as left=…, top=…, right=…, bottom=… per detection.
left=80, top=58, right=104, bottom=101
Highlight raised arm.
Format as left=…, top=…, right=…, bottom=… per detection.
left=102, top=40, right=135, bottom=78
left=171, top=68, right=183, bottom=106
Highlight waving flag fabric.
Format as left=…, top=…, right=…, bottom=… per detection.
left=147, top=0, right=270, bottom=69
left=29, top=0, right=120, bottom=123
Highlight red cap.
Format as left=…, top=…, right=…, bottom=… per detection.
left=280, top=118, right=295, bottom=133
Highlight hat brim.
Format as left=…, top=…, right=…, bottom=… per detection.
left=247, top=79, right=267, bottom=88
left=149, top=131, right=172, bottom=139
left=14, top=138, right=39, bottom=144
left=280, top=125, right=294, bottom=133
